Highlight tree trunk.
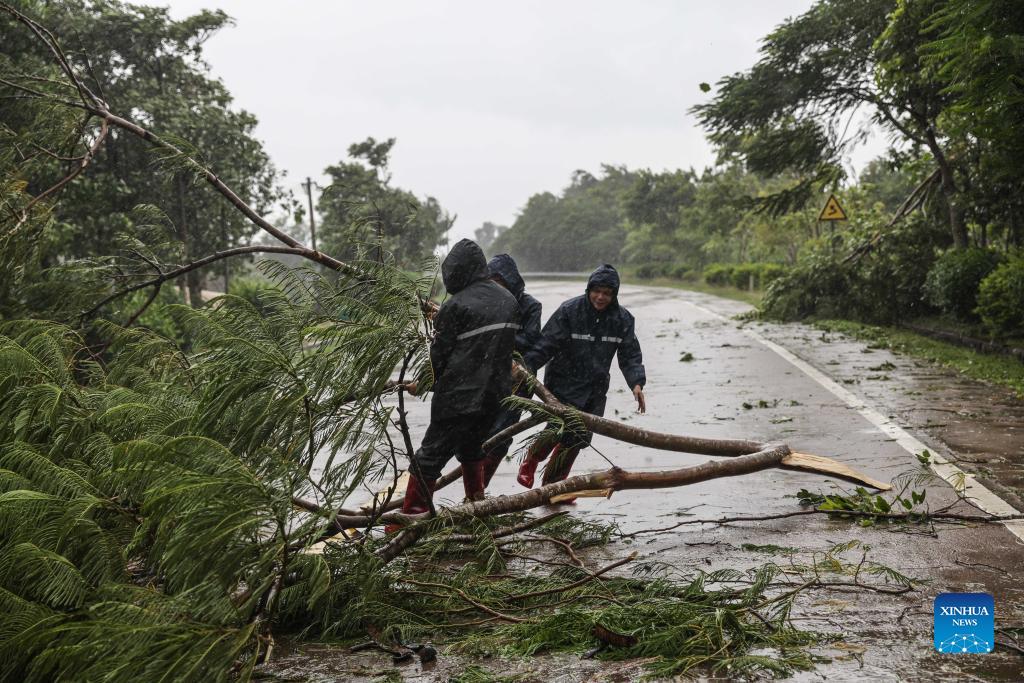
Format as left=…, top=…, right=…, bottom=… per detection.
left=924, top=129, right=969, bottom=249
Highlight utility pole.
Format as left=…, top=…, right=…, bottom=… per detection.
left=302, top=177, right=317, bottom=251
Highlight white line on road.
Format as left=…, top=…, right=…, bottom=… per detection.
left=684, top=301, right=1024, bottom=543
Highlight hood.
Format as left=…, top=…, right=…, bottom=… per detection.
left=586, top=263, right=620, bottom=299
left=442, top=238, right=488, bottom=294
left=486, top=253, right=525, bottom=299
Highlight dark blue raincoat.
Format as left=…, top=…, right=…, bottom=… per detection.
left=486, top=253, right=542, bottom=355
left=524, top=264, right=645, bottom=415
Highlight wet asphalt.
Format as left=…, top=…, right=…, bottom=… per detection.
left=293, top=279, right=1024, bottom=682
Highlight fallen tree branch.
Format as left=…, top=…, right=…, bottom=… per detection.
left=83, top=245, right=313, bottom=318
left=3, top=117, right=108, bottom=236
left=403, top=579, right=528, bottom=623
left=618, top=508, right=1024, bottom=538
left=843, top=167, right=941, bottom=264
left=373, top=444, right=793, bottom=563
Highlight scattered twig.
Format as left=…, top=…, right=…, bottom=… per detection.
left=505, top=552, right=637, bottom=602
left=445, top=510, right=568, bottom=543
left=404, top=579, right=529, bottom=623
left=619, top=508, right=1021, bottom=538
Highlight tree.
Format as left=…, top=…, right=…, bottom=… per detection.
left=922, top=0, right=1024, bottom=249
left=0, top=0, right=286, bottom=310
left=473, top=221, right=507, bottom=254
left=317, top=137, right=451, bottom=267
left=693, top=0, right=970, bottom=247
left=493, top=165, right=636, bottom=271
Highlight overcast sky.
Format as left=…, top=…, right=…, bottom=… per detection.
left=156, top=0, right=886, bottom=243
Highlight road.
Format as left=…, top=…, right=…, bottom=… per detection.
left=311, top=279, right=1024, bottom=681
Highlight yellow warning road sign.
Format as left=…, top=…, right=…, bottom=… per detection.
left=818, top=194, right=848, bottom=221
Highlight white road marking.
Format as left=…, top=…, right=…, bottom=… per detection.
left=683, top=300, right=1024, bottom=543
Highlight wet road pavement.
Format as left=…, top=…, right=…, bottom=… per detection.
left=300, top=279, right=1024, bottom=681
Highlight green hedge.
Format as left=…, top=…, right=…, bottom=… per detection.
left=976, top=256, right=1024, bottom=336
left=703, top=263, right=734, bottom=286
left=704, top=262, right=787, bottom=289
left=923, top=248, right=1001, bottom=321
left=633, top=262, right=789, bottom=290
left=633, top=263, right=697, bottom=281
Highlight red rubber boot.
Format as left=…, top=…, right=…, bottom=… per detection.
left=541, top=446, right=581, bottom=504
left=384, top=474, right=435, bottom=533
left=517, top=442, right=561, bottom=489
left=463, top=459, right=486, bottom=502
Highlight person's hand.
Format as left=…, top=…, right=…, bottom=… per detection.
left=633, top=385, right=646, bottom=414
left=404, top=381, right=419, bottom=396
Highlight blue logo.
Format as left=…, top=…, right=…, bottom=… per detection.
left=934, top=592, right=994, bottom=654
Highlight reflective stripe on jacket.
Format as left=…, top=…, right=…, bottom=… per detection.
left=430, top=239, right=520, bottom=420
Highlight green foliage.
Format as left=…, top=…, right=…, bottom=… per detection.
left=796, top=473, right=932, bottom=526
left=0, top=260, right=435, bottom=681
left=493, top=166, right=637, bottom=271
left=976, top=255, right=1024, bottom=336
left=923, top=248, right=1001, bottom=321
left=923, top=0, right=1024, bottom=238
left=226, top=275, right=285, bottom=316
left=0, top=0, right=288, bottom=315
left=703, top=263, right=734, bottom=287
left=761, top=216, right=946, bottom=323
left=633, top=263, right=695, bottom=281
left=318, top=137, right=451, bottom=267
left=692, top=0, right=892, bottom=215
left=730, top=263, right=761, bottom=290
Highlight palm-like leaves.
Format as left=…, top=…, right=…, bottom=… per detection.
left=0, top=260, right=433, bottom=680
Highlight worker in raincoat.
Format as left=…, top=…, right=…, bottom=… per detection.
left=519, top=264, right=646, bottom=497
left=388, top=239, right=519, bottom=530
left=480, top=254, right=543, bottom=487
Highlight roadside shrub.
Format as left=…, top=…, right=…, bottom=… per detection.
left=634, top=264, right=663, bottom=279
left=760, top=263, right=787, bottom=288
left=923, top=248, right=1001, bottom=321
left=762, top=216, right=945, bottom=323
left=704, top=263, right=734, bottom=286
left=669, top=264, right=695, bottom=281
left=731, top=263, right=762, bottom=290
left=976, top=256, right=1024, bottom=336
left=761, top=254, right=853, bottom=320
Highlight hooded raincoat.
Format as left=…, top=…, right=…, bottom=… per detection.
left=486, top=253, right=542, bottom=355
left=524, top=264, right=645, bottom=417
left=482, top=254, right=543, bottom=461
left=428, top=239, right=520, bottom=421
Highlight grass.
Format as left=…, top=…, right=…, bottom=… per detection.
left=905, top=314, right=1024, bottom=350
left=815, top=319, right=1024, bottom=397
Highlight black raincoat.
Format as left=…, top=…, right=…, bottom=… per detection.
left=486, top=253, right=542, bottom=355
left=429, top=239, right=519, bottom=421
left=524, top=264, right=645, bottom=413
